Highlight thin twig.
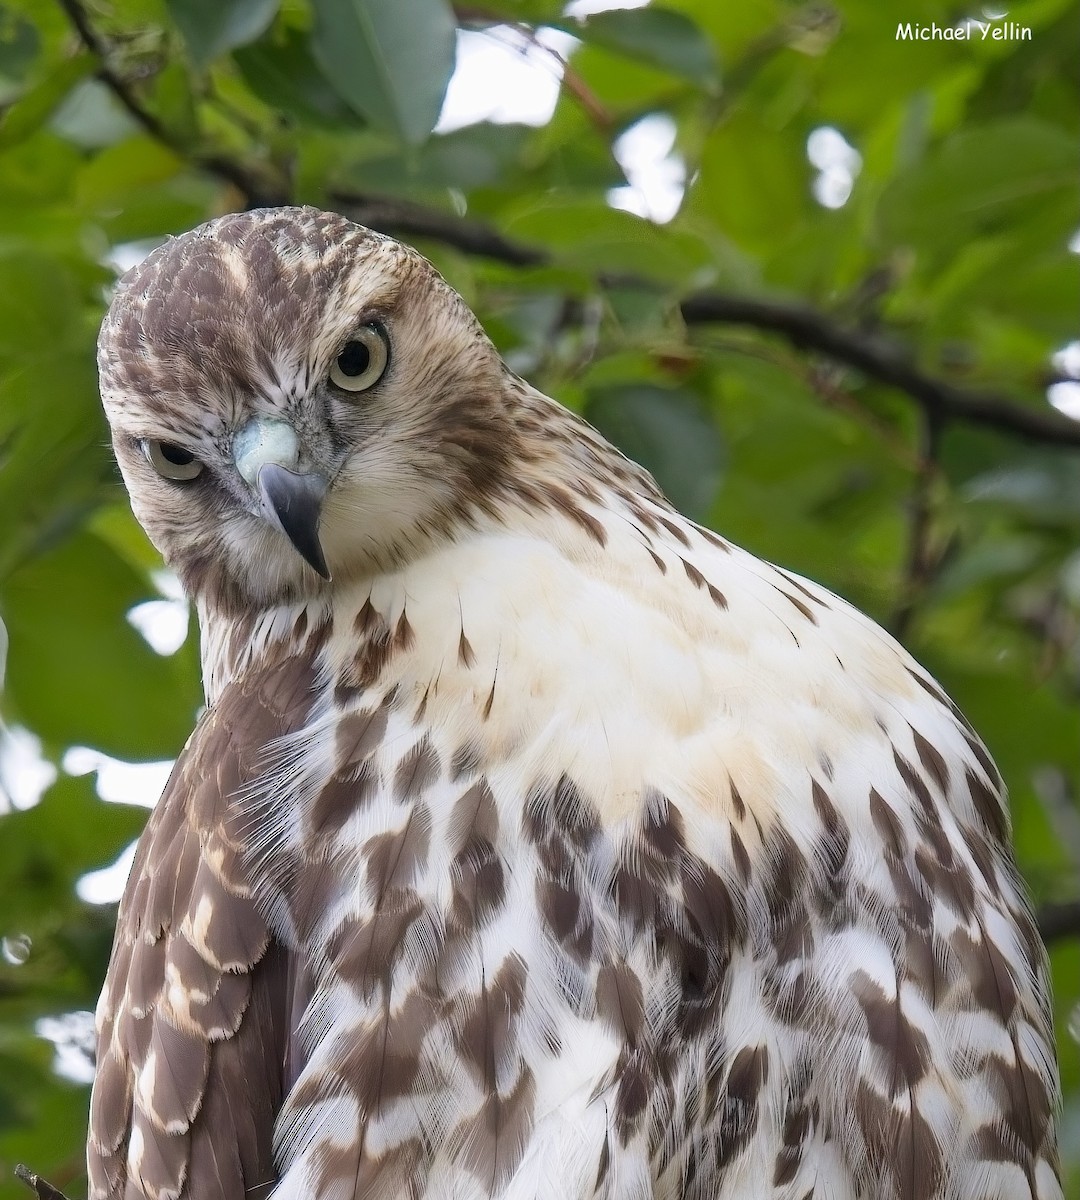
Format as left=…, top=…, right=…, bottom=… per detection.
left=891, top=410, right=943, bottom=639
left=453, top=7, right=612, bottom=130
left=511, top=25, right=612, bottom=131
left=14, top=1165, right=71, bottom=1200
left=794, top=355, right=920, bottom=467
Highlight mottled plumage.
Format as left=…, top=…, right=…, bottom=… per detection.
left=91, top=207, right=1061, bottom=1200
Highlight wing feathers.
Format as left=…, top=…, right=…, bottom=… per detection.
left=88, top=651, right=319, bottom=1199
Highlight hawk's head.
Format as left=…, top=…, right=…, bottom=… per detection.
left=98, top=207, right=519, bottom=611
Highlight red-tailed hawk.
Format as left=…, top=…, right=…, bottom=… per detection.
left=90, top=207, right=1061, bottom=1200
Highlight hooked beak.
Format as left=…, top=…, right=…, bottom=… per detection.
left=256, top=464, right=331, bottom=580
left=234, top=418, right=332, bottom=580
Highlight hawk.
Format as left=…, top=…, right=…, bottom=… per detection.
left=90, top=206, right=1061, bottom=1200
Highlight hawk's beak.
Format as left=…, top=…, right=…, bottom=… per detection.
left=233, top=418, right=332, bottom=580
left=256, top=464, right=331, bottom=580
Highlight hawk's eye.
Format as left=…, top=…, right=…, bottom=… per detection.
left=329, top=324, right=389, bottom=393
left=144, top=440, right=204, bottom=482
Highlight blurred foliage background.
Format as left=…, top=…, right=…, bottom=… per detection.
left=0, top=0, right=1077, bottom=1194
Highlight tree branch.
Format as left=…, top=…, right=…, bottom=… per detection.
left=55, top=0, right=287, bottom=207
left=55, top=0, right=169, bottom=142
left=1037, top=900, right=1080, bottom=945
left=331, top=190, right=548, bottom=267
left=51, top=3, right=1080, bottom=453
left=330, top=189, right=1080, bottom=451
left=679, top=293, right=1080, bottom=448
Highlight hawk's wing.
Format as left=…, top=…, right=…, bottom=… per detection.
left=87, top=650, right=319, bottom=1200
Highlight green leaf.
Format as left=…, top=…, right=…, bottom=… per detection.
left=310, top=0, right=456, bottom=145
left=0, top=355, right=110, bottom=581
left=50, top=79, right=139, bottom=149
left=234, top=26, right=357, bottom=127
left=670, top=0, right=782, bottom=60
left=0, top=774, right=149, bottom=928
left=0, top=11, right=39, bottom=86
left=683, top=109, right=807, bottom=253
left=0, top=53, right=94, bottom=150
left=149, top=60, right=200, bottom=143
left=502, top=198, right=711, bottom=281
left=566, top=6, right=719, bottom=87
left=584, top=383, right=724, bottom=518
left=76, top=136, right=183, bottom=207
left=351, top=122, right=536, bottom=190
left=0, top=245, right=112, bottom=577
left=880, top=118, right=1076, bottom=248
left=963, top=459, right=1080, bottom=525
left=561, top=38, right=680, bottom=113
left=1, top=531, right=200, bottom=759
left=0, top=248, right=79, bottom=359
left=165, top=0, right=281, bottom=69
left=0, top=1056, right=93, bottom=1200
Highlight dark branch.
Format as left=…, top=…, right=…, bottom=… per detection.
left=679, top=293, right=1080, bottom=448
left=331, top=188, right=1080, bottom=451
left=331, top=191, right=548, bottom=267
left=55, top=0, right=287, bottom=207
left=50, top=3, right=1077, bottom=448
left=1037, top=900, right=1080, bottom=945
left=198, top=153, right=287, bottom=209
left=14, top=1165, right=71, bottom=1200
left=891, top=411, right=944, bottom=640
